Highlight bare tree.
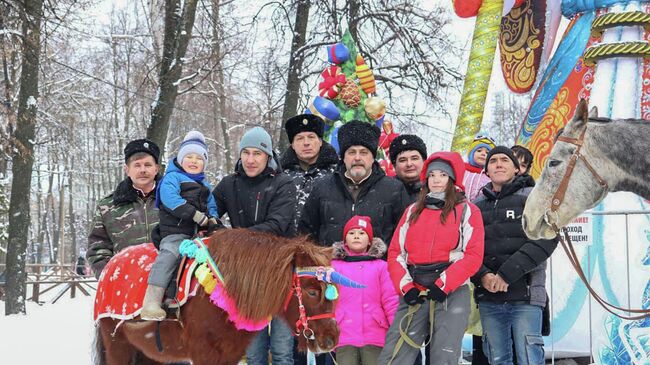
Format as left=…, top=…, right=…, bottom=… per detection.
left=487, top=91, right=531, bottom=146
left=5, top=0, right=43, bottom=315
left=146, top=0, right=199, bottom=153
left=279, top=0, right=311, bottom=151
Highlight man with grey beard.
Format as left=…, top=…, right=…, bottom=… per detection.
left=299, top=120, right=409, bottom=247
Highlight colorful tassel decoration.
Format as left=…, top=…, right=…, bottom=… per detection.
left=179, top=239, right=198, bottom=257
left=355, top=54, right=376, bottom=94
left=318, top=66, right=346, bottom=99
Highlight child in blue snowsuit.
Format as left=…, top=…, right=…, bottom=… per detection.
left=141, top=130, right=219, bottom=320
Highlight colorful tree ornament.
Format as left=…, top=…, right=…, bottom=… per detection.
left=355, top=54, right=376, bottom=94
left=307, top=96, right=341, bottom=121
left=318, top=65, right=346, bottom=99
left=364, top=96, right=386, bottom=122
left=307, top=28, right=401, bottom=172
left=327, top=43, right=350, bottom=64
left=339, top=79, right=362, bottom=108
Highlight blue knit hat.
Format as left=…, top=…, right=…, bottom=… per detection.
left=177, top=130, right=208, bottom=164
left=239, top=126, right=277, bottom=170
left=467, top=135, right=496, bottom=167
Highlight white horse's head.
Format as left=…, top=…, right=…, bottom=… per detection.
left=523, top=99, right=610, bottom=240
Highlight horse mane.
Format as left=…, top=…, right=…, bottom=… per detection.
left=207, top=229, right=331, bottom=321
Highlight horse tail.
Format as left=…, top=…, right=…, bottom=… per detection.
left=92, top=324, right=106, bottom=365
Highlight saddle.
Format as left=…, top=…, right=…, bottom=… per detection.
left=93, top=242, right=203, bottom=322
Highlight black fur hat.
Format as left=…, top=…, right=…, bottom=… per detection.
left=337, top=120, right=381, bottom=158
left=389, top=134, right=427, bottom=164
left=124, top=139, right=160, bottom=164
left=285, top=114, right=325, bottom=143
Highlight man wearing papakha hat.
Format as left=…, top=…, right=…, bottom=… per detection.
left=212, top=126, right=297, bottom=365
left=280, top=114, right=339, bottom=235
left=299, top=120, right=409, bottom=247
left=87, top=138, right=161, bottom=279
left=389, top=134, right=427, bottom=204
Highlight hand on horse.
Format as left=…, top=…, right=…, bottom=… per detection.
left=404, top=287, right=425, bottom=306
left=427, top=284, right=448, bottom=303
left=206, top=217, right=226, bottom=235
left=193, top=211, right=209, bottom=227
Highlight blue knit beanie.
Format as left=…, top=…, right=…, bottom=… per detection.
left=177, top=130, right=208, bottom=164
left=467, top=135, right=496, bottom=167
left=239, top=127, right=277, bottom=170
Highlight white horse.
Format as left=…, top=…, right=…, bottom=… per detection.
left=522, top=99, right=650, bottom=240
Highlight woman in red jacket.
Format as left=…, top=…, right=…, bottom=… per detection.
left=378, top=151, right=485, bottom=365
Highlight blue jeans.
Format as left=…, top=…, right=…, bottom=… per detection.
left=246, top=317, right=294, bottom=364
left=478, top=302, right=544, bottom=365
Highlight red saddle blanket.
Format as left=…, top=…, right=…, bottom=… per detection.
left=93, top=243, right=199, bottom=322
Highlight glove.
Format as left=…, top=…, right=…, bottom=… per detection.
left=403, top=287, right=424, bottom=306
left=427, top=284, right=448, bottom=302
left=206, top=217, right=226, bottom=235
left=193, top=211, right=209, bottom=227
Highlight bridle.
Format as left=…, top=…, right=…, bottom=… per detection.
left=284, top=267, right=336, bottom=340
left=545, top=126, right=608, bottom=226
left=545, top=124, right=650, bottom=319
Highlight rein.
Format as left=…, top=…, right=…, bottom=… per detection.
left=546, top=125, right=650, bottom=320
left=552, top=224, right=650, bottom=320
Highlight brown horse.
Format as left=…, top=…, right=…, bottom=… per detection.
left=94, top=229, right=345, bottom=365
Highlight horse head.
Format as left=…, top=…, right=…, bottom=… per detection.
left=523, top=99, right=610, bottom=239
left=207, top=231, right=361, bottom=354
left=282, top=241, right=348, bottom=354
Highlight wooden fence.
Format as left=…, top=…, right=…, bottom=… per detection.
left=0, top=263, right=96, bottom=303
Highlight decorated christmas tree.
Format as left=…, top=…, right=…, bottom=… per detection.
left=305, top=30, right=398, bottom=175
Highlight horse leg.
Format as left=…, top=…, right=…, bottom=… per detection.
left=98, top=319, right=139, bottom=365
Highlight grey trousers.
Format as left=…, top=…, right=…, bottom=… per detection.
left=377, top=285, right=470, bottom=365
left=148, top=233, right=189, bottom=288
left=336, top=345, right=382, bottom=365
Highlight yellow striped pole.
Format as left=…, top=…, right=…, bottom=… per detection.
left=451, top=0, right=503, bottom=153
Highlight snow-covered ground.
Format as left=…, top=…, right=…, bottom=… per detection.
left=0, top=291, right=95, bottom=364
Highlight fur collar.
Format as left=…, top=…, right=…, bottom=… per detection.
left=112, top=177, right=157, bottom=206
left=332, top=238, right=386, bottom=260
left=280, top=142, right=339, bottom=169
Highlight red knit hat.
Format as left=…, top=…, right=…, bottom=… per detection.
left=343, top=215, right=373, bottom=242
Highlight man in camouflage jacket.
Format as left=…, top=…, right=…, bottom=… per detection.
left=86, top=139, right=161, bottom=278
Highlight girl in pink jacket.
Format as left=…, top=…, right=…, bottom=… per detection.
left=332, top=215, right=399, bottom=365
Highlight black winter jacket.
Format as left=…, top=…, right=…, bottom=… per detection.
left=212, top=155, right=297, bottom=237
left=299, top=162, right=409, bottom=246
left=394, top=177, right=422, bottom=204
left=280, top=142, right=338, bottom=233
left=471, top=175, right=558, bottom=306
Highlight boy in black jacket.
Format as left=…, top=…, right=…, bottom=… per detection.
left=472, top=146, right=557, bottom=365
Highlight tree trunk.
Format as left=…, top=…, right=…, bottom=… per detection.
left=347, top=0, right=360, bottom=45
left=146, top=0, right=199, bottom=155
left=0, top=6, right=17, bottom=176
left=68, top=157, right=76, bottom=265
left=279, top=0, right=311, bottom=152
left=5, top=0, right=43, bottom=315
left=211, top=0, right=233, bottom=173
